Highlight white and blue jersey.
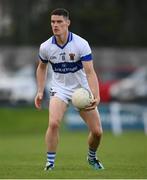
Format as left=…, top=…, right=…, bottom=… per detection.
left=39, top=32, right=93, bottom=103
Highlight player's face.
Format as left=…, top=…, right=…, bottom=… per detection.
left=51, top=15, right=70, bottom=36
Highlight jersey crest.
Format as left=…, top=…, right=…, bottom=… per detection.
left=69, top=53, right=75, bottom=60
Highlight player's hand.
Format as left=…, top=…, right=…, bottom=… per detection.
left=34, top=92, right=43, bottom=110
left=84, top=98, right=99, bottom=111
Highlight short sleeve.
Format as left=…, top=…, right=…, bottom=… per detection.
left=38, top=44, right=49, bottom=63
left=80, top=41, right=93, bottom=61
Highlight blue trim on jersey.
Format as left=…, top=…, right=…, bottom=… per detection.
left=52, top=32, right=73, bottom=49
left=50, top=60, right=83, bottom=74
left=52, top=36, right=56, bottom=44
left=80, top=54, right=92, bottom=61
left=39, top=55, right=49, bottom=63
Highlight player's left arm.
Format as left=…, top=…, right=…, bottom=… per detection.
left=82, top=60, right=100, bottom=110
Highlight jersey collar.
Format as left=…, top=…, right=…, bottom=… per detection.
left=52, top=32, right=73, bottom=49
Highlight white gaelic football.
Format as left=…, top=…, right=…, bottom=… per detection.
left=72, top=88, right=93, bottom=109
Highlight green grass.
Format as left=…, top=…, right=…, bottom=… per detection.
left=0, top=107, right=147, bottom=179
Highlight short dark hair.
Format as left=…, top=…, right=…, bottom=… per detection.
left=51, top=8, right=69, bottom=19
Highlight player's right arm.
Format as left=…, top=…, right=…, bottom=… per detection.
left=35, top=61, right=48, bottom=109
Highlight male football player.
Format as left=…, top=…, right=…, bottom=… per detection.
left=35, top=8, right=104, bottom=170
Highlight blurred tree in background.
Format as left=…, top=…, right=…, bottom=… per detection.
left=0, top=0, right=147, bottom=46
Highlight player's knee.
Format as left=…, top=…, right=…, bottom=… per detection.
left=49, top=120, right=60, bottom=131
left=92, top=127, right=103, bottom=138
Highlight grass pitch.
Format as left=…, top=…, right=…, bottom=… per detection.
left=0, top=107, right=147, bottom=179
